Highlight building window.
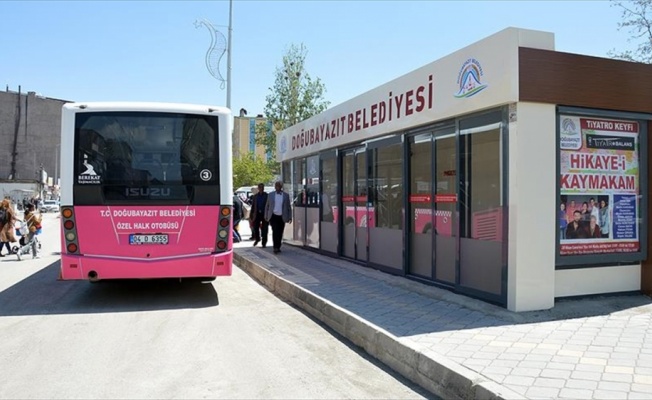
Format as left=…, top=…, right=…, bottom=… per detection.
left=267, top=120, right=273, bottom=162
left=459, top=121, right=504, bottom=296
left=370, top=142, right=403, bottom=229
left=249, top=119, right=256, bottom=153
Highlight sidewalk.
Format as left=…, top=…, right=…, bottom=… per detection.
left=233, top=237, right=652, bottom=400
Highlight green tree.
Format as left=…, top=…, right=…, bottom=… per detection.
left=256, top=43, right=330, bottom=157
left=609, top=0, right=652, bottom=63
left=232, top=152, right=274, bottom=189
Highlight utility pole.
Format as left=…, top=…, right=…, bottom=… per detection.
left=226, top=0, right=233, bottom=110
left=39, top=164, right=44, bottom=200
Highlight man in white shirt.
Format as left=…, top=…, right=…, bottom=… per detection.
left=264, top=181, right=292, bottom=254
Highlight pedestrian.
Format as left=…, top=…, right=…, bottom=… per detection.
left=232, top=193, right=245, bottom=243
left=16, top=203, right=42, bottom=261
left=0, top=199, right=18, bottom=257
left=250, top=183, right=269, bottom=248
left=599, top=199, right=610, bottom=239
left=559, top=202, right=568, bottom=240
left=247, top=186, right=257, bottom=240
left=264, top=180, right=292, bottom=254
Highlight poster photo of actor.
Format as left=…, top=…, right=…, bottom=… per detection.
left=560, top=194, right=610, bottom=240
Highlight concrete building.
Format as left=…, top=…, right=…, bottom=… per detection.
left=232, top=108, right=273, bottom=160
left=0, top=88, right=70, bottom=199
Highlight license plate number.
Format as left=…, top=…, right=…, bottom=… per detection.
left=129, top=234, right=169, bottom=245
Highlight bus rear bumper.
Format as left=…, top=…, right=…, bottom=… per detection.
left=60, top=252, right=233, bottom=281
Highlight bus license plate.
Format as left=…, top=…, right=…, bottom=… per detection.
left=129, top=234, right=169, bottom=245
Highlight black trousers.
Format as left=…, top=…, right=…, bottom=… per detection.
left=269, top=214, right=285, bottom=250
left=253, top=212, right=269, bottom=245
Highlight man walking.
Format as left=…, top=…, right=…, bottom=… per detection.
left=264, top=181, right=292, bottom=254
left=249, top=183, right=269, bottom=248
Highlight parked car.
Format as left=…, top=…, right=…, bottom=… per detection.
left=235, top=185, right=275, bottom=201
left=41, top=200, right=60, bottom=213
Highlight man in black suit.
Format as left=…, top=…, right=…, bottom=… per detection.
left=250, top=183, right=269, bottom=247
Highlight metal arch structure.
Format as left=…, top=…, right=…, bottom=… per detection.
left=194, top=18, right=227, bottom=90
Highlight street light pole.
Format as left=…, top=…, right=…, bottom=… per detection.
left=54, top=143, right=59, bottom=188
left=194, top=7, right=230, bottom=107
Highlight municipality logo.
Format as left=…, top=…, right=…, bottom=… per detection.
left=560, top=117, right=581, bottom=150
left=561, top=118, right=578, bottom=136
left=455, top=58, right=488, bottom=98
left=279, top=135, right=288, bottom=155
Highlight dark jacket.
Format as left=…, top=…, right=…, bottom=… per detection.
left=249, top=191, right=268, bottom=220
left=232, top=195, right=244, bottom=221
left=565, top=221, right=588, bottom=239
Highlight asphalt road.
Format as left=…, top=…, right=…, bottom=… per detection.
left=0, top=213, right=430, bottom=399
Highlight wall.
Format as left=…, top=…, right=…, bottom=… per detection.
left=646, top=122, right=652, bottom=295
left=0, top=90, right=68, bottom=185
left=508, top=102, right=557, bottom=311
left=519, top=47, right=652, bottom=115
left=555, top=265, right=640, bottom=297
left=519, top=47, right=652, bottom=300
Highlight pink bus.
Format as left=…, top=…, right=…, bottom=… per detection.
left=59, top=102, right=233, bottom=282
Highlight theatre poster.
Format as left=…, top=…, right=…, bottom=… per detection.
left=559, top=115, right=640, bottom=257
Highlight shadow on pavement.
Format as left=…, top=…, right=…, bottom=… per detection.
left=522, top=293, right=652, bottom=322
left=0, top=260, right=219, bottom=317
left=237, top=246, right=652, bottom=337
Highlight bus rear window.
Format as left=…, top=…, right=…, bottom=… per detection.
left=74, top=111, right=219, bottom=203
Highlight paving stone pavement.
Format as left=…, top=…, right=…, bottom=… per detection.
left=233, top=241, right=652, bottom=400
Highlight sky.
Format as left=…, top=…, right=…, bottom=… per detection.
left=1, top=1, right=636, bottom=116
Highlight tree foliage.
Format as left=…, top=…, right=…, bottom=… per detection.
left=232, top=152, right=274, bottom=189
left=256, top=43, right=330, bottom=156
left=609, top=0, right=652, bottom=63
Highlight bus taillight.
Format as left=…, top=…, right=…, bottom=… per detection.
left=215, top=205, right=231, bottom=253
left=61, top=206, right=79, bottom=254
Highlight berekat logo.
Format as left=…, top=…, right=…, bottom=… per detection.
left=78, top=153, right=101, bottom=185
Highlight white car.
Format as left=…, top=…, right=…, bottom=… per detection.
left=41, top=200, right=60, bottom=213
left=235, top=186, right=275, bottom=200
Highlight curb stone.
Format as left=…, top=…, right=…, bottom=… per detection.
left=234, top=249, right=523, bottom=400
